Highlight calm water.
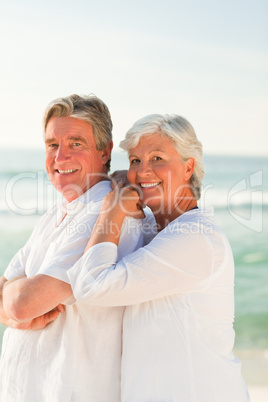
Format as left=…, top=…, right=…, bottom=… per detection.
left=0, top=148, right=267, bottom=352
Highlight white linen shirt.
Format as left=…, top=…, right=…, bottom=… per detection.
left=68, top=208, right=250, bottom=402
left=0, top=181, right=147, bottom=402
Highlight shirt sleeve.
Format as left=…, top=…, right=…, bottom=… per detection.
left=37, top=234, right=89, bottom=284
left=4, top=205, right=58, bottom=280
left=38, top=215, right=146, bottom=285
left=4, top=224, right=38, bottom=280
left=68, top=222, right=223, bottom=306
left=117, top=216, right=148, bottom=260
left=4, top=241, right=31, bottom=280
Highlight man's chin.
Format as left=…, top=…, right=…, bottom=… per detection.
left=53, top=182, right=85, bottom=202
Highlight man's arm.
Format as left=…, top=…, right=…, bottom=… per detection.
left=0, top=276, right=18, bottom=327
left=2, top=275, right=71, bottom=323
left=0, top=275, right=65, bottom=329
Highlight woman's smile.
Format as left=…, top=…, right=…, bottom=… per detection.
left=139, top=181, right=161, bottom=189
left=127, top=133, right=194, bottom=215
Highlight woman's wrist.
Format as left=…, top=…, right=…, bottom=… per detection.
left=86, top=209, right=126, bottom=251
left=85, top=186, right=142, bottom=252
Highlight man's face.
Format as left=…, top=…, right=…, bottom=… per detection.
left=45, top=116, right=112, bottom=202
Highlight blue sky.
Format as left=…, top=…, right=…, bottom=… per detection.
left=0, top=0, right=267, bottom=155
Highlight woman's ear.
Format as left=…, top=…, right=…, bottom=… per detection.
left=184, top=158, right=195, bottom=181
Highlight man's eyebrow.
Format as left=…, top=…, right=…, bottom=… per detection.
left=67, top=136, right=88, bottom=144
left=45, top=136, right=88, bottom=145
left=45, top=137, right=56, bottom=145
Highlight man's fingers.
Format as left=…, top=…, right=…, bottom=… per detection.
left=56, top=304, right=65, bottom=313
left=44, top=309, right=59, bottom=325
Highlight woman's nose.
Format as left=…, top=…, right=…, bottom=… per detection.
left=137, top=161, right=152, bottom=176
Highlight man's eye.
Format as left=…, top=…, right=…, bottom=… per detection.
left=130, top=158, right=140, bottom=164
left=73, top=142, right=81, bottom=147
left=153, top=156, right=162, bottom=161
left=48, top=143, right=58, bottom=148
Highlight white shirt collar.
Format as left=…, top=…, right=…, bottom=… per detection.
left=74, top=180, right=112, bottom=206
left=59, top=180, right=111, bottom=217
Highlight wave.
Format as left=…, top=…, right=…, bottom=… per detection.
left=0, top=156, right=267, bottom=214
left=242, top=252, right=268, bottom=264
left=199, top=187, right=268, bottom=209
left=0, top=192, right=267, bottom=216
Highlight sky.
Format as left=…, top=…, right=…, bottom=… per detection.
left=0, top=0, right=267, bottom=155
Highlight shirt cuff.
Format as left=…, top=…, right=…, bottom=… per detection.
left=4, top=266, right=24, bottom=281
left=67, top=242, right=118, bottom=302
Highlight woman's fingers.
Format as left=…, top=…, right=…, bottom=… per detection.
left=102, top=186, right=144, bottom=218
left=118, top=187, right=144, bottom=217
left=109, top=170, right=129, bottom=189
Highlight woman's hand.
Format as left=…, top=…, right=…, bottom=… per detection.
left=85, top=184, right=145, bottom=250
left=109, top=170, right=129, bottom=189
left=101, top=184, right=145, bottom=220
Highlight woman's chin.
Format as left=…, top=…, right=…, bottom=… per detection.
left=143, top=200, right=162, bottom=213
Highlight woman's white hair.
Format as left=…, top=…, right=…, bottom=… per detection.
left=120, top=114, right=205, bottom=200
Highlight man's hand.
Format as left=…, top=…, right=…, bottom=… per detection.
left=16, top=304, right=65, bottom=330
left=3, top=275, right=72, bottom=323
left=1, top=276, right=64, bottom=330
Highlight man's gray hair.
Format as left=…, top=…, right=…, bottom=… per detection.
left=120, top=114, right=205, bottom=199
left=43, top=94, right=113, bottom=170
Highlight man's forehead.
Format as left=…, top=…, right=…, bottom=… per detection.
left=46, top=115, right=92, bottom=129
left=45, top=116, right=94, bottom=142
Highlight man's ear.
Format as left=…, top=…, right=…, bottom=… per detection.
left=184, top=157, right=195, bottom=181
left=101, top=140, right=113, bottom=165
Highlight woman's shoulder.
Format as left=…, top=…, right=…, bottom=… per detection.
left=153, top=207, right=230, bottom=253
left=163, top=207, right=216, bottom=235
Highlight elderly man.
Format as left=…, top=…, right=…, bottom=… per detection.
left=0, top=94, right=147, bottom=402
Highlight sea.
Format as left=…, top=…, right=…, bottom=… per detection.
left=0, top=148, right=268, bottom=359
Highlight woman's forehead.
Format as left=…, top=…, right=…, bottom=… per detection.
left=128, top=133, right=179, bottom=157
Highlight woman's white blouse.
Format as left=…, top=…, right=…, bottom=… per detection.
left=68, top=208, right=250, bottom=402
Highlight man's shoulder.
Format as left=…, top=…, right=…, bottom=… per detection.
left=79, top=181, right=112, bottom=206
left=31, top=203, right=60, bottom=232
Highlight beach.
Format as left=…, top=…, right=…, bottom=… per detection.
left=0, top=149, right=267, bottom=400
left=236, top=349, right=268, bottom=401
left=248, top=386, right=268, bottom=402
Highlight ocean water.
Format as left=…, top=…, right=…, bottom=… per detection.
left=0, top=148, right=267, bottom=355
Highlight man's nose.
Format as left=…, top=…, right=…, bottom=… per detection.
left=55, top=145, right=70, bottom=163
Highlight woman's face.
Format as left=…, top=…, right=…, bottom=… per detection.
left=127, top=134, right=194, bottom=216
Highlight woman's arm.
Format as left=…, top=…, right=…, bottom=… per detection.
left=86, top=186, right=144, bottom=251
left=68, top=188, right=215, bottom=306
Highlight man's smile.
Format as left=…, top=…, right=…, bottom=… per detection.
left=56, top=169, right=78, bottom=174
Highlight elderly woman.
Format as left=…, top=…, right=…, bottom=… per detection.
left=68, top=114, right=249, bottom=401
